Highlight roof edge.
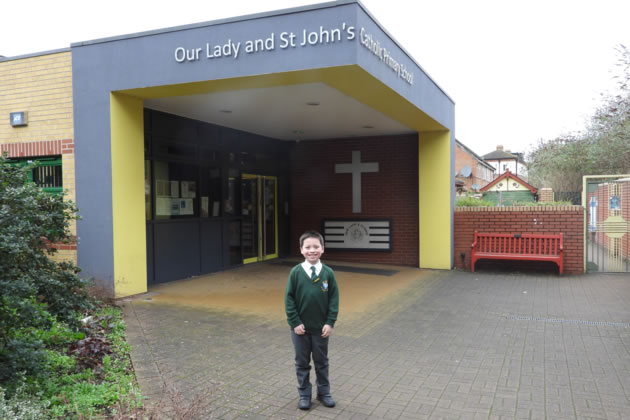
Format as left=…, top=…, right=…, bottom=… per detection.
left=0, top=48, right=71, bottom=62
left=480, top=170, right=537, bottom=193
left=456, top=139, right=495, bottom=171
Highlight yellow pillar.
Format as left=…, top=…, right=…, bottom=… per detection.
left=418, top=131, right=453, bottom=269
left=110, top=93, right=147, bottom=297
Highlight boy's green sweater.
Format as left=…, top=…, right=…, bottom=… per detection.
left=285, top=263, right=339, bottom=334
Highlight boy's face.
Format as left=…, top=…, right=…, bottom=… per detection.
left=300, top=237, right=324, bottom=265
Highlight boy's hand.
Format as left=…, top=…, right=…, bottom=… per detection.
left=321, top=324, right=333, bottom=338
left=294, top=324, right=306, bottom=335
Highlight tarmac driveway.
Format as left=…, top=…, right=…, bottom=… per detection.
left=122, top=262, right=630, bottom=419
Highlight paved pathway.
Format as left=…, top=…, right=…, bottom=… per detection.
left=122, top=268, right=630, bottom=419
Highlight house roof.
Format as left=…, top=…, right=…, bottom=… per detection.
left=455, top=139, right=495, bottom=171
left=482, top=149, right=519, bottom=160
left=480, top=169, right=537, bottom=193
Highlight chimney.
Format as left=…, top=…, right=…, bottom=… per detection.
left=496, top=145, right=503, bottom=151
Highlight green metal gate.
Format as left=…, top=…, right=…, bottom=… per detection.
left=583, top=175, right=630, bottom=272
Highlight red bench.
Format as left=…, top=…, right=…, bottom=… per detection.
left=471, top=231, right=564, bottom=274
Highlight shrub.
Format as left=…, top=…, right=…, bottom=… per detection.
left=511, top=200, right=574, bottom=207
left=0, top=156, right=93, bottom=382
left=455, top=196, right=494, bottom=207
left=34, top=307, right=143, bottom=418
left=0, top=384, right=47, bottom=420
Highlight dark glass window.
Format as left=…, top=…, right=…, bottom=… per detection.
left=153, top=161, right=198, bottom=219
left=200, top=167, right=222, bottom=217
left=225, top=168, right=240, bottom=215
left=7, top=156, right=62, bottom=194
left=152, top=140, right=197, bottom=160
left=200, top=147, right=220, bottom=162
left=229, top=220, right=241, bottom=265
left=32, top=164, right=62, bottom=189
left=145, top=160, right=152, bottom=221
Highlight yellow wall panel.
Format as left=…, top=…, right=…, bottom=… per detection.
left=418, top=131, right=453, bottom=269
left=110, top=93, right=147, bottom=297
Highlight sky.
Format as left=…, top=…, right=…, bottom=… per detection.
left=2, top=0, right=630, bottom=157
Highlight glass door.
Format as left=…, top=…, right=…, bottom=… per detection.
left=242, top=174, right=278, bottom=263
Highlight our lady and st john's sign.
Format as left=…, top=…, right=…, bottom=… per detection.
left=173, top=23, right=414, bottom=85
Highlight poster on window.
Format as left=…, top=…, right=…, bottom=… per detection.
left=156, top=197, right=172, bottom=215
left=179, top=199, right=194, bottom=215
left=181, top=181, right=196, bottom=198
left=170, top=181, right=179, bottom=198
left=201, top=196, right=209, bottom=217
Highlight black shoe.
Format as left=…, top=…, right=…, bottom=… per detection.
left=317, top=394, right=336, bottom=407
left=298, top=396, right=311, bottom=410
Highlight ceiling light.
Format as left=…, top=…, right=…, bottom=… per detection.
left=306, top=102, right=320, bottom=106
left=219, top=109, right=232, bottom=114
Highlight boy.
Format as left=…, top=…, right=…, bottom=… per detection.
left=285, top=231, right=339, bottom=410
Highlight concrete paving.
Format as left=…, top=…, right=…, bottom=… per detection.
left=121, top=262, right=630, bottom=419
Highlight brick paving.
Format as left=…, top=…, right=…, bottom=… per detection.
left=122, top=268, right=630, bottom=419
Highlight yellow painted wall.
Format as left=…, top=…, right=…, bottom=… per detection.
left=418, top=131, right=452, bottom=269
left=0, top=51, right=77, bottom=264
left=110, top=93, right=147, bottom=297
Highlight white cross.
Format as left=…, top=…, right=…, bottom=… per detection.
left=335, top=150, right=379, bottom=213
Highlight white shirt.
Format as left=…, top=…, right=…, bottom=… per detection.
left=301, top=260, right=322, bottom=277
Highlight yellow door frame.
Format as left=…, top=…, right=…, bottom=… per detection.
left=242, top=174, right=278, bottom=264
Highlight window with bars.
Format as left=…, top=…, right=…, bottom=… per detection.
left=7, top=156, right=63, bottom=194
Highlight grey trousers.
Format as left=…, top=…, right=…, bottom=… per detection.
left=290, top=330, right=330, bottom=397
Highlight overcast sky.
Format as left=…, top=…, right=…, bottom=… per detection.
left=3, top=0, right=629, bottom=157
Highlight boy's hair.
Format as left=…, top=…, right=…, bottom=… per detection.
left=299, top=231, right=324, bottom=248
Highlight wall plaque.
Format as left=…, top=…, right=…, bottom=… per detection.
left=323, top=219, right=391, bottom=251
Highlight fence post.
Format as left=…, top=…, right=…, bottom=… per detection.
left=539, top=188, right=554, bottom=203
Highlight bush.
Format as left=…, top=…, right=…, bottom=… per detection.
left=0, top=384, right=47, bottom=420
left=0, top=156, right=93, bottom=382
left=1, top=156, right=145, bottom=418
left=34, top=307, right=143, bottom=418
left=455, top=196, right=494, bottom=207
left=511, top=200, right=574, bottom=207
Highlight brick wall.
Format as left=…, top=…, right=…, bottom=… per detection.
left=539, top=187, right=554, bottom=203
left=1, top=51, right=76, bottom=263
left=454, top=206, right=584, bottom=274
left=0, top=52, right=74, bottom=143
left=291, top=135, right=418, bottom=266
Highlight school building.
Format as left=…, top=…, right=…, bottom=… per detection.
left=1, top=1, right=455, bottom=298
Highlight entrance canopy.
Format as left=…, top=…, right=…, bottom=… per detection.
left=72, top=0, right=455, bottom=297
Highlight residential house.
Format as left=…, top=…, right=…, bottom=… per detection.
left=483, top=145, right=528, bottom=180
left=481, top=169, right=537, bottom=205
left=455, top=140, right=495, bottom=194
